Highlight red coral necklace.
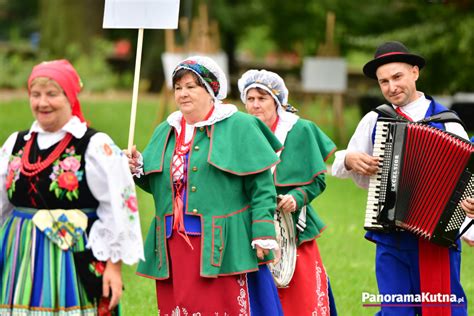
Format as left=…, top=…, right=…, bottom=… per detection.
left=21, top=132, right=74, bottom=177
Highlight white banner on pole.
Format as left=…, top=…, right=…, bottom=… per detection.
left=103, top=0, right=180, bottom=29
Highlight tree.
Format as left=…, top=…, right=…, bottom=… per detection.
left=38, top=0, right=104, bottom=57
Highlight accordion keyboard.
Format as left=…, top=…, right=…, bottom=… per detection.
left=446, top=174, right=474, bottom=232
left=365, top=122, right=391, bottom=230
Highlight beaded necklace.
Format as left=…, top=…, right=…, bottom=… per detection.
left=21, top=132, right=73, bottom=177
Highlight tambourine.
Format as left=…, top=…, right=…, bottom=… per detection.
left=268, top=208, right=298, bottom=288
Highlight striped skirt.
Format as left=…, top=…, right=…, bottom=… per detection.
left=0, top=208, right=97, bottom=316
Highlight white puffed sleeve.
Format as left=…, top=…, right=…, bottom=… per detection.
left=460, top=218, right=474, bottom=243
left=84, top=132, right=144, bottom=265
left=331, top=111, right=378, bottom=189
left=0, top=132, right=17, bottom=225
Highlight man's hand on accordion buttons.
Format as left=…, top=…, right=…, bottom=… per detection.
left=344, top=152, right=380, bottom=176
left=461, top=197, right=474, bottom=219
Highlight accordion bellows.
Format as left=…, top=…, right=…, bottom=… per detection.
left=365, top=120, right=474, bottom=247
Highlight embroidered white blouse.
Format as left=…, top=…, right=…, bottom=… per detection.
left=331, top=93, right=474, bottom=241
left=0, top=116, right=145, bottom=265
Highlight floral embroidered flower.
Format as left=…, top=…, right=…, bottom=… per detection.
left=174, top=60, right=220, bottom=96
left=103, top=143, right=113, bottom=156
left=6, top=150, right=23, bottom=198
left=122, top=185, right=138, bottom=220
left=89, top=261, right=106, bottom=277
left=58, top=171, right=79, bottom=191
left=210, top=81, right=220, bottom=93
left=10, top=156, right=22, bottom=171
left=59, top=156, right=81, bottom=172
left=6, top=171, right=14, bottom=190
left=98, top=142, right=123, bottom=157
left=49, top=146, right=83, bottom=201
left=126, top=195, right=138, bottom=213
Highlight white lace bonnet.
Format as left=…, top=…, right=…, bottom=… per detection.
left=172, top=55, right=228, bottom=101
left=237, top=69, right=289, bottom=108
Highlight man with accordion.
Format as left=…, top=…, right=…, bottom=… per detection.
left=332, top=41, right=474, bottom=316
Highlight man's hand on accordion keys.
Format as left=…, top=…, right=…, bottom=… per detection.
left=344, top=152, right=380, bottom=176
left=461, top=197, right=474, bottom=219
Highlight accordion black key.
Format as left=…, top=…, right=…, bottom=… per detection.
left=364, top=120, right=474, bottom=247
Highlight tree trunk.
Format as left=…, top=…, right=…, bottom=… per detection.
left=39, top=0, right=104, bottom=56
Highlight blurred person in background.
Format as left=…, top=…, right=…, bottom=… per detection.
left=239, top=69, right=338, bottom=316
left=0, top=59, right=144, bottom=315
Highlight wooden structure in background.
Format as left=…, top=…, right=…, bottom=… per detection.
left=312, top=12, right=346, bottom=144
left=158, top=3, right=222, bottom=123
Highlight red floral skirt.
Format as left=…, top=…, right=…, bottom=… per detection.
left=155, top=233, right=251, bottom=315
left=278, top=239, right=332, bottom=315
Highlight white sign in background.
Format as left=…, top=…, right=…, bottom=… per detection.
left=301, top=57, right=347, bottom=93
left=103, top=0, right=180, bottom=29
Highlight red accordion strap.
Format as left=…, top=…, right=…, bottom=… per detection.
left=418, top=238, right=451, bottom=316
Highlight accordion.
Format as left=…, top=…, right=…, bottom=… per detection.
left=365, top=120, right=474, bottom=247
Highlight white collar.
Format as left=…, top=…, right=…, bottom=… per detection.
left=24, top=116, right=88, bottom=141
left=167, top=101, right=237, bottom=133
left=393, top=92, right=431, bottom=121
left=274, top=110, right=299, bottom=146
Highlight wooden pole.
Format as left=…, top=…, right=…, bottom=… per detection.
left=127, top=28, right=144, bottom=150
left=333, top=93, right=345, bottom=144
left=165, top=29, right=175, bottom=53
left=326, top=12, right=335, bottom=46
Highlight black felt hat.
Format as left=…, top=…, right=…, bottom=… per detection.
left=363, top=41, right=425, bottom=79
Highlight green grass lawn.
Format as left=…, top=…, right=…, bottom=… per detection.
left=1, top=94, right=472, bottom=315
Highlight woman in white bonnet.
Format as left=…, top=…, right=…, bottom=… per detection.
left=239, top=69, right=338, bottom=315
left=127, top=56, right=284, bottom=315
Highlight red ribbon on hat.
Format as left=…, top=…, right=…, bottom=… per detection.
left=28, top=59, right=85, bottom=122
left=376, top=51, right=409, bottom=59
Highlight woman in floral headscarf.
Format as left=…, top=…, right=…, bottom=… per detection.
left=0, top=59, right=144, bottom=315
left=126, top=56, right=283, bottom=315
left=238, top=69, right=338, bottom=315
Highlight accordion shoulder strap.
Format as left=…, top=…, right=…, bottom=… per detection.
left=418, top=110, right=467, bottom=129
left=374, top=104, right=467, bottom=130
left=373, top=104, right=408, bottom=121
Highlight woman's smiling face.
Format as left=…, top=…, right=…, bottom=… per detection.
left=29, top=79, right=72, bottom=132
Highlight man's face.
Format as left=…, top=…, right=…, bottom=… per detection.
left=376, top=62, right=419, bottom=107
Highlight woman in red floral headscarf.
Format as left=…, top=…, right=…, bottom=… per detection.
left=0, top=59, right=144, bottom=315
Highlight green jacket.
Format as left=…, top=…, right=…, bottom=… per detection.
left=274, top=119, right=336, bottom=245
left=136, top=111, right=282, bottom=279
